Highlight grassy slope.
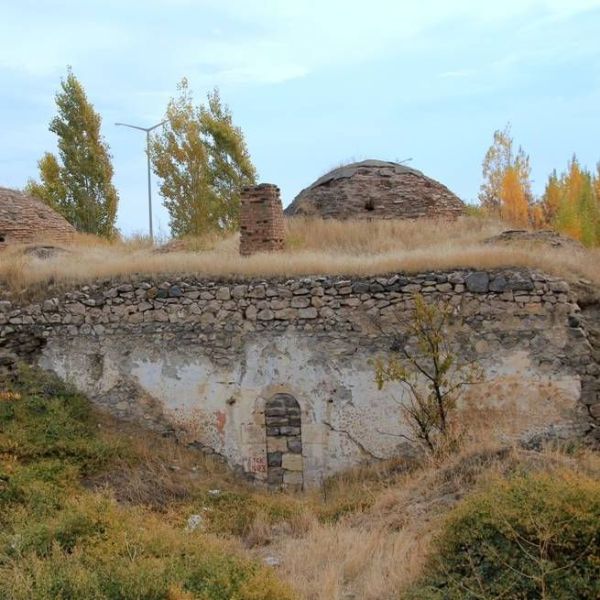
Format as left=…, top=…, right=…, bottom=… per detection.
left=1, top=366, right=598, bottom=599
left=0, top=366, right=295, bottom=600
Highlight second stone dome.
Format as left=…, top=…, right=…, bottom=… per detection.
left=284, top=159, right=465, bottom=220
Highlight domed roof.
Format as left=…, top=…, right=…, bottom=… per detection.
left=285, top=159, right=465, bottom=220
left=0, top=187, right=75, bottom=248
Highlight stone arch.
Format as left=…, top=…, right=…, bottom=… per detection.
left=265, top=393, right=304, bottom=490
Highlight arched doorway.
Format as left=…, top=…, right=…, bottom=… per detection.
left=265, top=393, right=304, bottom=490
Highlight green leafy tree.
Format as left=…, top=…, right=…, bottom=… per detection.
left=479, top=123, right=531, bottom=212
left=150, top=79, right=257, bottom=238
left=374, top=295, right=483, bottom=454
left=26, top=69, right=119, bottom=238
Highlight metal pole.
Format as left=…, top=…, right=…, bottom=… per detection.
left=115, top=120, right=166, bottom=243
left=146, top=130, right=153, bottom=242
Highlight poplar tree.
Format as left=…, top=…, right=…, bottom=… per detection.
left=27, top=69, right=119, bottom=238
left=479, top=123, right=531, bottom=212
left=500, top=166, right=529, bottom=227
left=150, top=79, right=256, bottom=238
left=541, top=170, right=562, bottom=223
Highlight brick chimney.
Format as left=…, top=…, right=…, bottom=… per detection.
left=239, top=184, right=285, bottom=256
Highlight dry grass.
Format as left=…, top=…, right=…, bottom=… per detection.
left=1, top=217, right=598, bottom=296
left=264, top=442, right=600, bottom=600
left=84, top=413, right=237, bottom=510
left=6, top=366, right=599, bottom=600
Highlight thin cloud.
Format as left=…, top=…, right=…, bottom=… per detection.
left=2, top=1, right=600, bottom=84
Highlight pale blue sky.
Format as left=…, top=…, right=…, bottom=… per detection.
left=1, top=0, right=599, bottom=235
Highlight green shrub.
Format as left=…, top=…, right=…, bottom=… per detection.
left=202, top=490, right=302, bottom=538
left=1, top=497, right=295, bottom=599
left=0, top=366, right=123, bottom=473
left=406, top=471, right=600, bottom=599
left=0, top=366, right=296, bottom=599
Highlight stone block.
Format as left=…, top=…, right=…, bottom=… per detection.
left=466, top=272, right=489, bottom=293
left=489, top=276, right=508, bottom=293
left=231, top=285, right=248, bottom=299
left=402, top=284, right=422, bottom=293
left=248, top=286, right=266, bottom=299
left=266, top=416, right=289, bottom=427
left=257, top=309, right=274, bottom=321
left=342, top=297, right=361, bottom=307
left=292, top=287, right=310, bottom=296
left=282, top=454, right=303, bottom=471
left=311, top=296, right=325, bottom=308
left=271, top=299, right=290, bottom=310
left=549, top=280, right=570, bottom=293
left=352, top=282, right=370, bottom=294
left=280, top=426, right=301, bottom=436
left=283, top=395, right=299, bottom=408
left=267, top=438, right=288, bottom=452
left=508, top=277, right=534, bottom=292
left=287, top=438, right=303, bottom=453
left=291, top=296, right=311, bottom=308
left=298, top=307, right=318, bottom=319
left=274, top=309, right=297, bottom=320
left=245, top=305, right=258, bottom=320
left=267, top=452, right=282, bottom=467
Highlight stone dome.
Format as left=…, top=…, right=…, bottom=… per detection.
left=0, top=187, right=76, bottom=248
left=284, top=159, right=465, bottom=220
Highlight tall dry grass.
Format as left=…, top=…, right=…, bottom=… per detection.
left=1, top=217, right=598, bottom=296
left=266, top=442, right=600, bottom=600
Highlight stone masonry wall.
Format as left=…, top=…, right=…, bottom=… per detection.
left=285, top=161, right=465, bottom=220
left=0, top=269, right=598, bottom=486
left=239, top=184, right=285, bottom=255
left=0, top=187, right=75, bottom=248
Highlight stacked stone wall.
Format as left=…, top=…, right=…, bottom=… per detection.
left=239, top=184, right=285, bottom=255
left=0, top=268, right=597, bottom=484
left=285, top=161, right=465, bottom=220
left=265, top=394, right=304, bottom=490
left=0, top=187, right=75, bottom=248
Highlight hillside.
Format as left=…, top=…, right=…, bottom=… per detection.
left=1, top=366, right=599, bottom=599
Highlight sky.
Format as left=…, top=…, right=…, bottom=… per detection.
left=1, top=0, right=600, bottom=236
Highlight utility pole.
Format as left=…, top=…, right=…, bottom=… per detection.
left=115, top=120, right=166, bottom=242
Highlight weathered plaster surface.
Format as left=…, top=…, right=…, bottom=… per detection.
left=1, top=269, right=597, bottom=485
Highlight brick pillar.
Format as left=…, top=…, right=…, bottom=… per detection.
left=239, top=184, right=285, bottom=256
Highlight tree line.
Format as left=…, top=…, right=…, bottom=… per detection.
left=479, top=124, right=600, bottom=246
left=27, top=70, right=598, bottom=246
left=26, top=69, right=256, bottom=239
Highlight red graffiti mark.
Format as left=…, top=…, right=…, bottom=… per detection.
left=215, top=410, right=226, bottom=435
left=247, top=456, right=267, bottom=474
